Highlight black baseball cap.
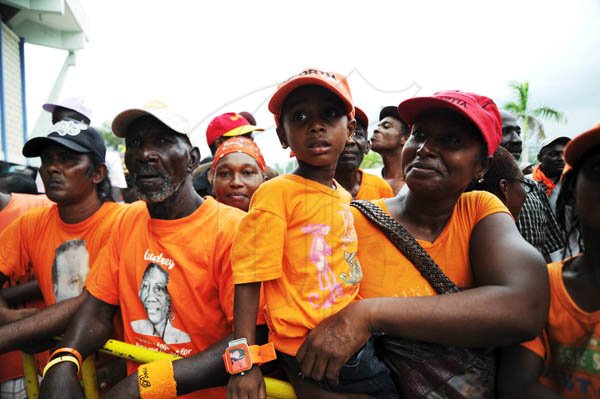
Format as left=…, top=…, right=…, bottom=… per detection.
left=22, top=120, right=106, bottom=161
left=379, top=105, right=403, bottom=122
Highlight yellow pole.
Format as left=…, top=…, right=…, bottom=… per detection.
left=21, top=352, right=39, bottom=399
left=81, top=356, right=100, bottom=399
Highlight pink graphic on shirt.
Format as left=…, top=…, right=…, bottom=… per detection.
left=302, top=224, right=343, bottom=308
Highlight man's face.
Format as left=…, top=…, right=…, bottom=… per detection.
left=53, top=243, right=89, bottom=302
left=371, top=117, right=408, bottom=153
left=539, top=142, right=567, bottom=178
left=125, top=117, right=198, bottom=203
left=336, top=123, right=370, bottom=171
left=39, top=145, right=98, bottom=205
left=500, top=112, right=523, bottom=160
left=140, top=267, right=169, bottom=325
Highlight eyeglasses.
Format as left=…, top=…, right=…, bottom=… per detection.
left=506, top=177, right=536, bottom=194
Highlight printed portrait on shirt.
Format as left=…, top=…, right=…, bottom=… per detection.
left=130, top=263, right=191, bottom=344
left=52, top=239, right=89, bottom=302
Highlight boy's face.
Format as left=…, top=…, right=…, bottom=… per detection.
left=276, top=85, right=355, bottom=168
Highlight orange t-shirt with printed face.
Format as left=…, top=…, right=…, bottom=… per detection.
left=521, top=259, right=600, bottom=398
left=355, top=169, right=394, bottom=200
left=232, top=174, right=363, bottom=356
left=0, top=193, right=53, bottom=382
left=0, top=201, right=126, bottom=306
left=353, top=191, right=510, bottom=298
left=86, top=197, right=244, bottom=399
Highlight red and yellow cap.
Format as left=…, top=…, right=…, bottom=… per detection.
left=206, top=112, right=264, bottom=146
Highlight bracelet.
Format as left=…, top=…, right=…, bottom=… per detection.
left=50, top=347, right=83, bottom=367
left=42, top=355, right=80, bottom=377
left=138, top=359, right=177, bottom=399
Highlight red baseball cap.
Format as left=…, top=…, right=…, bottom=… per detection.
left=397, top=90, right=502, bottom=156
left=206, top=112, right=264, bottom=146
left=355, top=106, right=368, bottom=130
left=268, top=68, right=355, bottom=126
left=564, top=124, right=600, bottom=167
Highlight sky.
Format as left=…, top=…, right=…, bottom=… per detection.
left=23, top=0, right=600, bottom=167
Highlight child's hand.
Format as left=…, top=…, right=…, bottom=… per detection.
left=227, top=366, right=266, bottom=399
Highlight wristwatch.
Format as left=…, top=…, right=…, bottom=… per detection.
left=222, top=338, right=276, bottom=375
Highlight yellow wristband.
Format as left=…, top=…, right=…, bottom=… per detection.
left=138, top=359, right=177, bottom=399
left=42, top=355, right=80, bottom=377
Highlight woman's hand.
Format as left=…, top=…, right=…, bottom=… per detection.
left=296, top=300, right=373, bottom=386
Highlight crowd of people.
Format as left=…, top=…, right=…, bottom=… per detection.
left=0, top=67, right=597, bottom=399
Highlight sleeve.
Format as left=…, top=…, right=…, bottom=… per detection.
left=0, top=215, right=33, bottom=281
left=472, top=191, right=512, bottom=223
left=85, top=230, right=121, bottom=305
left=231, top=208, right=286, bottom=284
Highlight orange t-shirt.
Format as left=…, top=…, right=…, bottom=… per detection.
left=355, top=169, right=394, bottom=200
left=0, top=201, right=126, bottom=306
left=86, top=197, right=244, bottom=399
left=232, top=174, right=362, bottom=356
left=522, top=259, right=600, bottom=398
left=353, top=191, right=510, bottom=298
left=0, top=193, right=53, bottom=382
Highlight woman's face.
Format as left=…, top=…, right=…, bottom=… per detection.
left=211, top=152, right=264, bottom=211
left=402, top=109, right=487, bottom=197
left=503, top=170, right=528, bottom=219
left=575, top=151, right=600, bottom=231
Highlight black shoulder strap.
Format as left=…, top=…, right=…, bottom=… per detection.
left=351, top=200, right=460, bottom=295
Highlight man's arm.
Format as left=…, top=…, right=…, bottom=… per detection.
left=39, top=291, right=117, bottom=399
left=0, top=272, right=39, bottom=326
left=0, top=279, right=43, bottom=305
left=104, top=324, right=270, bottom=398
left=297, top=213, right=550, bottom=384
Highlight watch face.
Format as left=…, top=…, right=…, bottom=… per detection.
left=227, top=344, right=251, bottom=374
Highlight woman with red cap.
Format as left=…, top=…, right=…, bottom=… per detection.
left=208, top=137, right=266, bottom=212
left=497, top=125, right=600, bottom=399
left=294, top=91, right=549, bottom=398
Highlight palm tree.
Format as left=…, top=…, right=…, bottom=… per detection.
left=504, top=81, right=566, bottom=162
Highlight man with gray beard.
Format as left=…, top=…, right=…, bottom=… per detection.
left=40, top=102, right=264, bottom=399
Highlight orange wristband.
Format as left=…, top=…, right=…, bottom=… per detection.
left=138, top=359, right=177, bottom=399
left=50, top=347, right=83, bottom=368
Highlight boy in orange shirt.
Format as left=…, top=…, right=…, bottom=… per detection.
left=228, top=69, right=397, bottom=399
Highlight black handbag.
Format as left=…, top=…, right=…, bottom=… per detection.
left=351, top=200, right=495, bottom=399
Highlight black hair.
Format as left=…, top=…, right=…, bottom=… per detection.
left=86, top=154, right=114, bottom=203
left=0, top=173, right=38, bottom=194
left=466, top=147, right=520, bottom=195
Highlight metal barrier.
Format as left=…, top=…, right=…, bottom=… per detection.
left=22, top=338, right=297, bottom=399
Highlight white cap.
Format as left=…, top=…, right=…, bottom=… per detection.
left=111, top=100, right=190, bottom=138
left=42, top=96, right=93, bottom=121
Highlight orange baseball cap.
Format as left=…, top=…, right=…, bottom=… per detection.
left=206, top=112, right=265, bottom=146
left=564, top=123, right=600, bottom=167
left=355, top=106, right=368, bottom=129
left=268, top=68, right=355, bottom=126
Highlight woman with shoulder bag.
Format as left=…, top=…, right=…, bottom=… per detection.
left=294, top=91, right=549, bottom=398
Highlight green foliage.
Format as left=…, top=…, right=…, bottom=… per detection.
left=96, top=121, right=124, bottom=150
left=504, top=81, right=566, bottom=141
left=361, top=151, right=383, bottom=169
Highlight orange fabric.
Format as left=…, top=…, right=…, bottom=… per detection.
left=211, top=136, right=266, bottom=174
left=355, top=169, right=395, bottom=200
left=523, top=259, right=600, bottom=398
left=532, top=164, right=556, bottom=196
left=0, top=201, right=125, bottom=306
left=86, top=198, right=245, bottom=399
left=232, top=174, right=362, bottom=356
left=138, top=359, right=177, bottom=399
left=354, top=191, right=510, bottom=298
left=0, top=193, right=53, bottom=382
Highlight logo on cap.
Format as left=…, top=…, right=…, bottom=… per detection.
left=47, top=120, right=89, bottom=137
